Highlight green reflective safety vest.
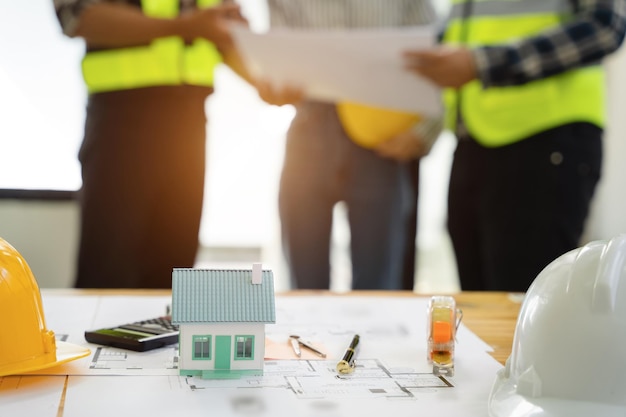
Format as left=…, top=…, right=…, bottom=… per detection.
left=443, top=0, right=605, bottom=147
left=82, top=0, right=223, bottom=93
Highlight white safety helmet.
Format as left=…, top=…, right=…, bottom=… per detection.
left=488, top=235, right=626, bottom=417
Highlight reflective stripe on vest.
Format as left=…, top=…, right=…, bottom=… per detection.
left=82, top=0, right=222, bottom=93
left=449, top=0, right=571, bottom=20
left=443, top=0, right=605, bottom=147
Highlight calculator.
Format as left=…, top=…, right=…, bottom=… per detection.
left=84, top=316, right=179, bottom=352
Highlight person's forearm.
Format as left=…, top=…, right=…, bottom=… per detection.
left=222, top=47, right=253, bottom=84
left=476, top=0, right=626, bottom=87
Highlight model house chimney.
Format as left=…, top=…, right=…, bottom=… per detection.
left=252, top=263, right=262, bottom=285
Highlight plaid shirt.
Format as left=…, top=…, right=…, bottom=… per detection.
left=472, top=0, right=626, bottom=88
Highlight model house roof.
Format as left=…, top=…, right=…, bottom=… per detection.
left=171, top=268, right=276, bottom=324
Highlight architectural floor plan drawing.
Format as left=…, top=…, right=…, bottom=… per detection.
left=8, top=294, right=506, bottom=417
left=87, top=345, right=180, bottom=375
left=185, top=359, right=452, bottom=400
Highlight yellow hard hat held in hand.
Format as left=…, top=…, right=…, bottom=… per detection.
left=0, top=237, right=90, bottom=377
left=336, top=102, right=421, bottom=149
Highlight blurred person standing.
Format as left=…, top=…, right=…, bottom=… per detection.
left=53, top=0, right=251, bottom=288
left=405, top=0, right=626, bottom=291
left=268, top=0, right=442, bottom=290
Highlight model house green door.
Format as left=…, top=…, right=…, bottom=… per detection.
left=215, top=336, right=231, bottom=370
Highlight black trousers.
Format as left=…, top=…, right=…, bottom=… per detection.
left=447, top=123, right=602, bottom=292
left=75, top=86, right=211, bottom=288
left=402, top=159, right=420, bottom=290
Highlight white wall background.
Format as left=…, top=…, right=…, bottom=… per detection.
left=0, top=0, right=625, bottom=290
left=585, top=48, right=626, bottom=241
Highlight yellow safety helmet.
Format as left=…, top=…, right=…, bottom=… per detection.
left=336, top=102, right=421, bottom=149
left=0, top=237, right=90, bottom=377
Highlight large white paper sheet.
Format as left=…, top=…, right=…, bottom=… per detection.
left=231, top=25, right=443, bottom=115
left=1, top=293, right=503, bottom=417
left=0, top=375, right=67, bottom=417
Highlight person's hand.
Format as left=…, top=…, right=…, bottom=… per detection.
left=403, top=47, right=477, bottom=89
left=255, top=79, right=304, bottom=106
left=374, top=130, right=428, bottom=162
left=183, top=3, right=248, bottom=51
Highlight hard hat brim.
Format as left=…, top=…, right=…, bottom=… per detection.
left=0, top=341, right=90, bottom=377
left=488, top=369, right=626, bottom=417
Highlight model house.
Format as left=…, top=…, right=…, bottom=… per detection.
left=171, top=264, right=276, bottom=379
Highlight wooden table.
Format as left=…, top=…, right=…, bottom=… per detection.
left=274, top=290, right=523, bottom=365
left=43, top=289, right=523, bottom=365
left=453, top=291, right=522, bottom=365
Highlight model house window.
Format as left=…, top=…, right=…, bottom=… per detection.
left=235, top=335, right=254, bottom=360
left=192, top=335, right=211, bottom=360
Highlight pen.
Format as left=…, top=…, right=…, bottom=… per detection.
left=336, top=334, right=360, bottom=374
